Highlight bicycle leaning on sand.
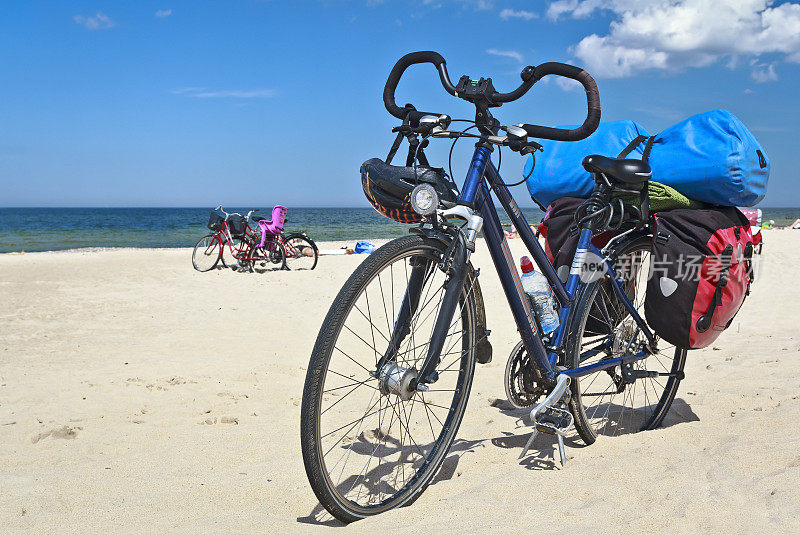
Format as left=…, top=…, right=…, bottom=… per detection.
left=300, top=51, right=687, bottom=522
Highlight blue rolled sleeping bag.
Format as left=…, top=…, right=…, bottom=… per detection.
left=524, top=110, right=769, bottom=208
left=647, top=110, right=769, bottom=207
left=524, top=120, right=650, bottom=208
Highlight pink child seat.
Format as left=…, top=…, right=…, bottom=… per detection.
left=257, top=205, right=287, bottom=247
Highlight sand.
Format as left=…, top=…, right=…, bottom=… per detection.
left=1, top=230, right=799, bottom=534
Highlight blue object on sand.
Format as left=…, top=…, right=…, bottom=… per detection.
left=354, top=241, right=375, bottom=254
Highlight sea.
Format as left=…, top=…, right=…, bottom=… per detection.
left=1, top=207, right=799, bottom=253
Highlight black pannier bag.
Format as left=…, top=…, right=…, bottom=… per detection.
left=645, top=207, right=753, bottom=349
left=208, top=211, right=224, bottom=231
left=227, top=214, right=246, bottom=236
left=538, top=197, right=617, bottom=281
left=538, top=197, right=628, bottom=336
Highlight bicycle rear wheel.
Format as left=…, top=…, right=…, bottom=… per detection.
left=301, top=234, right=477, bottom=523
left=283, top=233, right=318, bottom=270
left=566, top=235, right=687, bottom=443
left=220, top=235, right=250, bottom=270
left=192, top=234, right=222, bottom=272
left=249, top=237, right=286, bottom=272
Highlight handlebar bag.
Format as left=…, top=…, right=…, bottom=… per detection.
left=525, top=120, right=651, bottom=208
left=646, top=109, right=769, bottom=207
left=645, top=207, right=753, bottom=349
left=227, top=214, right=246, bottom=236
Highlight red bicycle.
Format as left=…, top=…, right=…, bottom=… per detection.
left=192, top=206, right=286, bottom=272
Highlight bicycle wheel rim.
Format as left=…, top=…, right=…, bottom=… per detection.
left=569, top=237, right=686, bottom=441
left=250, top=238, right=286, bottom=272
left=192, top=235, right=221, bottom=272
left=284, top=235, right=318, bottom=270
left=303, top=237, right=476, bottom=520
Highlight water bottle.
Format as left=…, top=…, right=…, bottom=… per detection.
left=520, top=256, right=560, bottom=335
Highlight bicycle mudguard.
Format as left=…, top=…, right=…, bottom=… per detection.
left=468, top=266, right=492, bottom=364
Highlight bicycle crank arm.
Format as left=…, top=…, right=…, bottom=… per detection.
left=417, top=232, right=469, bottom=386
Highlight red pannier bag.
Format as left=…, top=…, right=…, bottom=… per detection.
left=645, top=207, right=754, bottom=349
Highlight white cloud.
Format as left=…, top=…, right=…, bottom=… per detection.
left=751, top=62, right=778, bottom=83
left=499, top=8, right=538, bottom=20
left=73, top=12, right=115, bottom=30
left=555, top=77, right=582, bottom=91
left=173, top=88, right=277, bottom=99
left=550, top=0, right=800, bottom=78
left=486, top=48, right=523, bottom=62
left=155, top=9, right=172, bottom=18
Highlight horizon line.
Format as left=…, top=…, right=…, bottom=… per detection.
left=1, top=205, right=798, bottom=210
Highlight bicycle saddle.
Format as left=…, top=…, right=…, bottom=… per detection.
left=582, top=154, right=651, bottom=185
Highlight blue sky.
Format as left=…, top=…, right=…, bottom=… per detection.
left=1, top=0, right=799, bottom=207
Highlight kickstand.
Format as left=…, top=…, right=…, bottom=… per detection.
left=556, top=434, right=566, bottom=467
left=519, top=429, right=538, bottom=459
left=519, top=431, right=567, bottom=467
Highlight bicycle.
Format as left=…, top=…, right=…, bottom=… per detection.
left=300, top=51, right=687, bottom=522
left=250, top=206, right=319, bottom=271
left=192, top=207, right=286, bottom=272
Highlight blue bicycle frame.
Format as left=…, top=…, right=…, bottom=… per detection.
left=461, top=145, right=655, bottom=384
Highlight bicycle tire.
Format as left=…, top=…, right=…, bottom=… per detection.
left=248, top=237, right=286, bottom=272
left=283, top=233, right=318, bottom=270
left=301, top=234, right=477, bottom=523
left=220, top=235, right=250, bottom=270
left=192, top=234, right=222, bottom=272
left=565, top=235, right=687, bottom=444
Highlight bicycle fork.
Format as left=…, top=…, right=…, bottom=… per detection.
left=374, top=230, right=470, bottom=391
left=375, top=208, right=482, bottom=397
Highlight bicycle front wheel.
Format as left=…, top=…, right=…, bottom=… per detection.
left=301, top=234, right=477, bottom=523
left=566, top=235, right=687, bottom=443
left=192, top=234, right=222, bottom=272
left=283, top=233, right=318, bottom=270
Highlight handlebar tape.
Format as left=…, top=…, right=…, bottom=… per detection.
left=383, top=51, right=453, bottom=124
left=520, top=62, right=601, bottom=142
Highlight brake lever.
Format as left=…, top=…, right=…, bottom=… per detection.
left=520, top=142, right=543, bottom=155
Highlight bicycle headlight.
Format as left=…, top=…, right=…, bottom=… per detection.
left=410, top=184, right=438, bottom=216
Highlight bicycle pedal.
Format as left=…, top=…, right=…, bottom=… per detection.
left=534, top=406, right=573, bottom=436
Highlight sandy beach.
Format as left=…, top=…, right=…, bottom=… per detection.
left=2, top=230, right=799, bottom=534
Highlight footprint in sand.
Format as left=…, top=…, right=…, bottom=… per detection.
left=31, top=425, right=82, bottom=444
left=198, top=416, right=239, bottom=425
left=167, top=376, right=197, bottom=386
